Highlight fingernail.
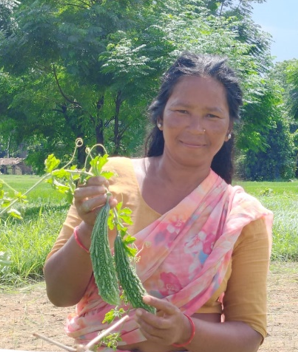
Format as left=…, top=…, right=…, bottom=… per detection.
left=143, top=296, right=150, bottom=303
left=135, top=310, right=142, bottom=317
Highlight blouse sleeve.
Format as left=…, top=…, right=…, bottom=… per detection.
left=223, top=217, right=271, bottom=341
left=45, top=204, right=82, bottom=261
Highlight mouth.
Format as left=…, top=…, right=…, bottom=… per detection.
left=180, top=140, right=206, bottom=148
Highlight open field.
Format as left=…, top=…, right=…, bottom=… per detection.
left=1, top=176, right=298, bottom=287
left=0, top=176, right=298, bottom=351
left=0, top=262, right=297, bottom=351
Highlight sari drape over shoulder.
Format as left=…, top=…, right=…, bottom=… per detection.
left=66, top=170, right=273, bottom=351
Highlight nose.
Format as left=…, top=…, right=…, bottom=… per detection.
left=188, top=116, right=206, bottom=134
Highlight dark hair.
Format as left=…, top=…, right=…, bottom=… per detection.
left=145, top=52, right=243, bottom=184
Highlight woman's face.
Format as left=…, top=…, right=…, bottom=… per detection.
left=161, top=75, right=231, bottom=168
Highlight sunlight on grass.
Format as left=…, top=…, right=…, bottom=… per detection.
left=0, top=207, right=68, bottom=286
left=234, top=180, right=298, bottom=260
left=1, top=176, right=298, bottom=286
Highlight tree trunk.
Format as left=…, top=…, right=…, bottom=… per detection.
left=113, top=91, right=122, bottom=155
left=95, top=95, right=105, bottom=155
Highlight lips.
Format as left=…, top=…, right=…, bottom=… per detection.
left=180, top=140, right=206, bottom=147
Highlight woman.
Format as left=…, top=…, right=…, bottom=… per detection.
left=44, top=52, right=273, bottom=352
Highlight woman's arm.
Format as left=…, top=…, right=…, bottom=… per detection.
left=187, top=319, right=261, bottom=352
left=135, top=296, right=262, bottom=352
left=44, top=176, right=117, bottom=307
left=44, top=221, right=94, bottom=307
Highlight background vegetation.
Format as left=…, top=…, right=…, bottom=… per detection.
left=0, top=0, right=298, bottom=180
left=1, top=175, right=298, bottom=287
left=1, top=1, right=298, bottom=286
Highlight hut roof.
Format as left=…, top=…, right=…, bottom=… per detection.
left=0, top=158, right=25, bottom=166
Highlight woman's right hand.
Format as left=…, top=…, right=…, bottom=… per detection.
left=74, top=176, right=118, bottom=227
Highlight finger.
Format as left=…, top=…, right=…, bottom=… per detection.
left=109, top=197, right=118, bottom=208
left=86, top=176, right=109, bottom=187
left=136, top=312, right=169, bottom=342
left=74, top=185, right=106, bottom=200
left=79, top=194, right=108, bottom=213
left=138, top=322, right=164, bottom=344
left=135, top=308, right=174, bottom=333
left=143, top=295, right=180, bottom=316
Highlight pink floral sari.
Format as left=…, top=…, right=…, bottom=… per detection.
left=66, top=170, right=272, bottom=351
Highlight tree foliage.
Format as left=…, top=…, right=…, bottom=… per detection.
left=1, top=0, right=295, bottom=180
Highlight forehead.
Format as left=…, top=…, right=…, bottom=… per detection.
left=166, top=75, right=229, bottom=114
left=171, top=75, right=226, bottom=98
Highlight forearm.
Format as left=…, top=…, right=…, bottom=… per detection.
left=186, top=319, right=262, bottom=352
left=44, top=222, right=93, bottom=307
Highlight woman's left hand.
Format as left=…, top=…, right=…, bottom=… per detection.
left=135, top=295, right=192, bottom=347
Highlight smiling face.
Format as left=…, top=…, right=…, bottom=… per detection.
left=160, top=75, right=231, bottom=168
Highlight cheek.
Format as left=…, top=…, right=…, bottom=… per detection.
left=207, top=120, right=230, bottom=135
left=163, top=114, right=186, bottom=130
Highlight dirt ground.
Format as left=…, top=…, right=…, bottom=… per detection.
left=0, top=262, right=297, bottom=352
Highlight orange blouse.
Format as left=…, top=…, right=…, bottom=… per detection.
left=47, top=157, right=271, bottom=340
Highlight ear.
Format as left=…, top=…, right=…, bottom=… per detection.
left=225, top=132, right=232, bottom=142
left=225, top=121, right=233, bottom=142
left=157, top=118, right=163, bottom=130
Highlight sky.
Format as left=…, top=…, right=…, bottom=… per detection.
left=251, top=0, right=298, bottom=62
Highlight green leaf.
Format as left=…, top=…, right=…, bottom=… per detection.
left=102, top=307, right=125, bottom=324
left=108, top=209, right=115, bottom=230
left=65, top=190, right=74, bottom=204
left=102, top=310, right=116, bottom=324
left=119, top=214, right=133, bottom=225
left=100, top=332, right=121, bottom=350
left=44, top=154, right=61, bottom=173
left=14, top=192, right=27, bottom=203
left=123, top=234, right=136, bottom=245
left=101, top=170, right=115, bottom=180
left=123, top=243, right=137, bottom=257
left=52, top=179, right=71, bottom=193
left=51, top=169, right=71, bottom=179
left=7, top=208, right=23, bottom=220
left=89, top=154, right=109, bottom=176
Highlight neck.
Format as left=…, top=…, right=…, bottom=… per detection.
left=149, top=154, right=211, bottom=192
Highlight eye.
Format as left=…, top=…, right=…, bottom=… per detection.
left=206, top=113, right=219, bottom=118
left=176, top=109, right=188, bottom=114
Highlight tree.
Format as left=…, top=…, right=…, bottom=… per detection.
left=0, top=0, right=277, bottom=173
left=286, top=60, right=298, bottom=120
left=236, top=78, right=296, bottom=181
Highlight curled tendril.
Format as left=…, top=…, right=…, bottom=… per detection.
left=75, top=138, right=84, bottom=148
left=84, top=143, right=108, bottom=170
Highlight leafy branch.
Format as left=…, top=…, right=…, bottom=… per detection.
left=0, top=138, right=140, bottom=349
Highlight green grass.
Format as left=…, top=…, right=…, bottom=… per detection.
left=0, top=175, right=69, bottom=286
left=235, top=180, right=298, bottom=261
left=0, top=174, right=66, bottom=203
left=1, top=176, right=298, bottom=287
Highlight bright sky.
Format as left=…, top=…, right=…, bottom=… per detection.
left=251, top=0, right=298, bottom=62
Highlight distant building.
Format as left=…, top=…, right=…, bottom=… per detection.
left=0, top=158, right=32, bottom=175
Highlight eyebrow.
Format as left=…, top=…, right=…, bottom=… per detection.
left=170, top=101, right=225, bottom=114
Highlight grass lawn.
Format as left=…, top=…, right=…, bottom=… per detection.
left=1, top=175, right=298, bottom=286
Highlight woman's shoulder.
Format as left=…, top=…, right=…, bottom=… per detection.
left=229, top=184, right=268, bottom=209
left=103, top=156, right=135, bottom=179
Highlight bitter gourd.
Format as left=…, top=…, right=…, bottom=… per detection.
left=90, top=200, right=120, bottom=306
left=114, top=233, right=155, bottom=314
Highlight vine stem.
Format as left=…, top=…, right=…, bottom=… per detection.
left=85, top=315, right=129, bottom=350
left=0, top=169, right=93, bottom=217
left=0, top=138, right=86, bottom=217
left=0, top=178, right=19, bottom=193
left=84, top=143, right=108, bottom=171
left=33, top=333, right=76, bottom=352
left=0, top=173, right=49, bottom=216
